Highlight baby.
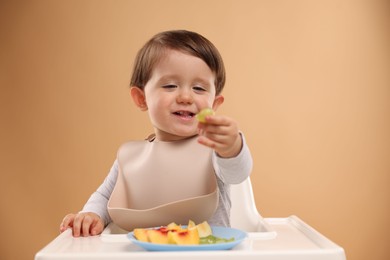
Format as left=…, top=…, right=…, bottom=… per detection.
left=60, top=30, right=253, bottom=237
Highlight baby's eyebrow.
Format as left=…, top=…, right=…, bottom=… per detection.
left=156, top=75, right=179, bottom=84
left=193, top=78, right=211, bottom=86
left=192, top=79, right=215, bottom=91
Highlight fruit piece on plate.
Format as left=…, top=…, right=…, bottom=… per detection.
left=147, top=228, right=170, bottom=244
left=187, top=220, right=196, bottom=229
left=133, top=228, right=149, bottom=242
left=196, top=221, right=212, bottom=238
left=168, top=228, right=199, bottom=245
left=196, top=108, right=215, bottom=123
left=167, top=222, right=182, bottom=231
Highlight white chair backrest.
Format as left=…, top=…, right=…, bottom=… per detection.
left=230, top=177, right=272, bottom=233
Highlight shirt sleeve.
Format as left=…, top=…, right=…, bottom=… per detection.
left=212, top=132, right=253, bottom=184
left=79, top=160, right=119, bottom=226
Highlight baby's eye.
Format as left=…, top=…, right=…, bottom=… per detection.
left=162, top=84, right=177, bottom=89
left=193, top=86, right=207, bottom=92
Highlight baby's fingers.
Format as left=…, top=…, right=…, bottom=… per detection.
left=200, top=114, right=230, bottom=126
left=60, top=213, right=76, bottom=233
left=71, top=212, right=103, bottom=237
left=72, top=214, right=86, bottom=237
left=90, top=218, right=104, bottom=236
left=81, top=214, right=94, bottom=237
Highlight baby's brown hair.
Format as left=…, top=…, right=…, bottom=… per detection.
left=130, top=30, right=226, bottom=95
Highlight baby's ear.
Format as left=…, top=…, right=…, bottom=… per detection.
left=212, top=95, right=224, bottom=111
left=130, top=87, right=148, bottom=111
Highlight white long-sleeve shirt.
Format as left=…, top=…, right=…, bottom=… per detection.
left=81, top=133, right=252, bottom=227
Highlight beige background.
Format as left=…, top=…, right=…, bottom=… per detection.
left=1, top=0, right=389, bottom=259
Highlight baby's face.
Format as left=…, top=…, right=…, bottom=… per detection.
left=143, top=49, right=218, bottom=141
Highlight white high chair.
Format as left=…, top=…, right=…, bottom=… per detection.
left=36, top=178, right=346, bottom=260
left=102, top=177, right=276, bottom=238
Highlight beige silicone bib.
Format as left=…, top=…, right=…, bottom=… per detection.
left=107, top=136, right=218, bottom=231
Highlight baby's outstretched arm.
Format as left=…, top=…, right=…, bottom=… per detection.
left=60, top=212, right=104, bottom=237
left=197, top=114, right=242, bottom=158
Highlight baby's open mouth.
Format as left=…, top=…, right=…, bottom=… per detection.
left=173, top=111, right=195, bottom=118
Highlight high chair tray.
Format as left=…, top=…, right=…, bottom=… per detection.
left=35, top=215, right=346, bottom=260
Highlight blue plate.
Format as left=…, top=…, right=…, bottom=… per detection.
left=127, top=226, right=247, bottom=251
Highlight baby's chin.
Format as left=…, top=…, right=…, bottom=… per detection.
left=170, top=132, right=198, bottom=141
left=154, top=129, right=198, bottom=142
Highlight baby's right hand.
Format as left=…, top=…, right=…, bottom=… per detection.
left=60, top=212, right=104, bottom=237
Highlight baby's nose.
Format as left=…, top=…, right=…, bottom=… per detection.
left=176, top=89, right=193, bottom=104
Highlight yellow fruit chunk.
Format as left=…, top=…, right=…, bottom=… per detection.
left=168, top=228, right=199, bottom=245
left=133, top=228, right=149, bottom=242
left=167, top=222, right=182, bottom=231
left=196, top=221, right=212, bottom=238
left=196, top=108, right=215, bottom=123
left=147, top=228, right=169, bottom=244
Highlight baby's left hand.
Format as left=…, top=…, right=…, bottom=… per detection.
left=197, top=114, right=242, bottom=158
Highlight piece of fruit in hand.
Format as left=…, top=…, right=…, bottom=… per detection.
left=195, top=108, right=215, bottom=123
